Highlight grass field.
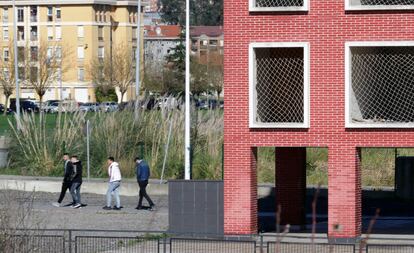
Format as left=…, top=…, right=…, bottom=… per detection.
left=2, top=113, right=414, bottom=187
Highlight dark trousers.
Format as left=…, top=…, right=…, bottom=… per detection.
left=57, top=181, right=71, bottom=203
left=70, top=182, right=82, bottom=204
left=138, top=180, right=154, bottom=207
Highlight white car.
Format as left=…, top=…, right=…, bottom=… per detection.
left=100, top=102, right=118, bottom=112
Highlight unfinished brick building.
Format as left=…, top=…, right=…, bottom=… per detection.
left=223, top=0, right=414, bottom=240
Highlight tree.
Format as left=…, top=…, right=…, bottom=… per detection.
left=89, top=43, right=135, bottom=103
left=161, top=0, right=223, bottom=26
left=207, top=54, right=223, bottom=101
left=0, top=43, right=15, bottom=115
left=23, top=40, right=69, bottom=111
left=190, top=56, right=209, bottom=97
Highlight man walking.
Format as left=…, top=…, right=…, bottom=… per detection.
left=52, top=153, right=73, bottom=207
left=103, top=157, right=122, bottom=210
left=135, top=157, right=155, bottom=211
left=70, top=155, right=83, bottom=209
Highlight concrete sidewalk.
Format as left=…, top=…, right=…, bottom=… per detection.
left=0, top=175, right=168, bottom=196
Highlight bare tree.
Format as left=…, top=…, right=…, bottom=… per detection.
left=89, top=43, right=135, bottom=103
left=112, top=43, right=135, bottom=103
left=0, top=42, right=15, bottom=115
left=23, top=40, right=70, bottom=111
left=207, top=54, right=223, bottom=101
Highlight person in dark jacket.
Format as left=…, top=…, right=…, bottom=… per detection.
left=70, top=155, right=83, bottom=209
left=52, top=153, right=74, bottom=207
left=135, top=157, right=155, bottom=210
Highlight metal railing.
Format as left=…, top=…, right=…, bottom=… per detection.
left=2, top=229, right=414, bottom=253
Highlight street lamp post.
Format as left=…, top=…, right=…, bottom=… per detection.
left=184, top=0, right=191, bottom=180
left=13, top=0, right=20, bottom=119
left=134, top=0, right=142, bottom=119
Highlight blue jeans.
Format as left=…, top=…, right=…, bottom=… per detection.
left=70, top=182, right=82, bottom=204
left=106, top=181, right=121, bottom=208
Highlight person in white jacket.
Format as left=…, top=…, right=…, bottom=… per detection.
left=103, top=157, right=122, bottom=210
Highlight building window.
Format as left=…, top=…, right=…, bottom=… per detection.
left=30, top=6, right=37, bottom=22
left=98, top=26, right=103, bottom=41
left=98, top=47, right=104, bottom=58
left=78, top=68, right=85, bottom=81
left=55, top=26, right=61, bottom=40
left=249, top=42, right=309, bottom=128
left=17, top=7, right=24, bottom=22
left=56, top=7, right=61, bottom=21
left=47, top=6, right=53, bottom=22
left=77, top=26, right=84, bottom=38
left=3, top=27, right=8, bottom=41
left=56, top=46, right=62, bottom=59
left=77, top=46, right=84, bottom=59
left=18, top=47, right=25, bottom=62
left=17, top=26, right=24, bottom=41
left=346, top=41, right=414, bottom=128
left=346, top=0, right=414, bottom=10
left=249, top=0, right=308, bottom=11
left=3, top=48, right=9, bottom=61
left=133, top=47, right=137, bottom=59
left=30, top=26, right=37, bottom=41
left=30, top=46, right=38, bottom=61
left=3, top=8, right=8, bottom=23
left=47, top=47, right=53, bottom=59
left=47, top=26, right=53, bottom=40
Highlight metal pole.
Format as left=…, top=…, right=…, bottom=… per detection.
left=184, top=0, right=191, bottom=180
left=160, top=113, right=174, bottom=184
left=13, top=0, right=20, bottom=119
left=59, top=61, right=62, bottom=101
left=87, top=120, right=90, bottom=182
left=134, top=0, right=142, bottom=120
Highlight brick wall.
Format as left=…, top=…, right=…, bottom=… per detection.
left=224, top=0, right=414, bottom=238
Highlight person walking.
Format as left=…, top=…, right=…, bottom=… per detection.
left=135, top=157, right=155, bottom=211
left=52, top=153, right=74, bottom=207
left=103, top=157, right=122, bottom=210
left=70, top=155, right=83, bottom=209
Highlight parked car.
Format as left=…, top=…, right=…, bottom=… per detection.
left=45, top=100, right=79, bottom=113
left=155, top=97, right=179, bottom=110
left=9, top=99, right=40, bottom=113
left=100, top=102, right=118, bottom=112
left=0, top=104, right=12, bottom=114
left=199, top=99, right=223, bottom=110
left=43, top=100, right=61, bottom=112
left=79, top=102, right=99, bottom=112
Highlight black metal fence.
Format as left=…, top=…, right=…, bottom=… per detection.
left=2, top=229, right=414, bottom=253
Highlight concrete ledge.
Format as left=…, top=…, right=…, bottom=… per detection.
left=0, top=175, right=168, bottom=196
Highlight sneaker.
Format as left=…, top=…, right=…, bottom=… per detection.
left=102, top=206, right=112, bottom=210
left=72, top=203, right=82, bottom=209
left=113, top=206, right=123, bottom=209
left=135, top=206, right=143, bottom=210
left=113, top=206, right=122, bottom=210
left=52, top=202, right=61, bottom=207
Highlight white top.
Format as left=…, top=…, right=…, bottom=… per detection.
left=108, top=162, right=122, bottom=182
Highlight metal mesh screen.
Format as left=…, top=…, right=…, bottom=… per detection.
left=367, top=244, right=414, bottom=252
left=267, top=242, right=355, bottom=253
left=75, top=236, right=159, bottom=253
left=350, top=46, right=414, bottom=124
left=360, top=0, right=414, bottom=5
left=255, top=0, right=304, bottom=7
left=171, top=238, right=256, bottom=253
left=254, top=47, right=304, bottom=124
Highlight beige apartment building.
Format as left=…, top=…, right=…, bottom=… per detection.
left=0, top=0, right=146, bottom=105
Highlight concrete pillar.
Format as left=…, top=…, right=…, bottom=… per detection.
left=328, top=147, right=361, bottom=241
left=275, top=147, right=307, bottom=225
left=224, top=146, right=258, bottom=234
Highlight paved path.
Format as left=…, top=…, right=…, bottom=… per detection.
left=20, top=190, right=168, bottom=231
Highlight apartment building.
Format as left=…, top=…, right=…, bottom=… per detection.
left=0, top=0, right=146, bottom=104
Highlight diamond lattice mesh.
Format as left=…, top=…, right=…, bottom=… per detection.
left=351, top=47, right=414, bottom=124
left=255, top=47, right=304, bottom=124
left=255, top=0, right=304, bottom=7
left=360, top=0, right=414, bottom=5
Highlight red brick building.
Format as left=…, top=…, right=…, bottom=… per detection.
left=224, top=0, right=414, bottom=240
